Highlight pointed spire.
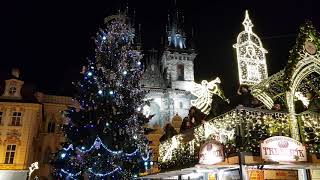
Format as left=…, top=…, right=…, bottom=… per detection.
left=242, top=10, right=253, bottom=33
left=166, top=0, right=187, bottom=49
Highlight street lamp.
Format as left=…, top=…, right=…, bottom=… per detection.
left=28, top=162, right=39, bottom=180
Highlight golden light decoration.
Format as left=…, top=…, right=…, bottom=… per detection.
left=233, top=10, right=268, bottom=86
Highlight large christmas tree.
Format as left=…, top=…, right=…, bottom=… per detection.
left=51, top=13, right=151, bottom=179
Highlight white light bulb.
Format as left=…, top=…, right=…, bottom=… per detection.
left=81, top=146, right=85, bottom=150
left=98, top=90, right=103, bottom=95
left=102, top=36, right=106, bottom=40
left=133, top=135, right=137, bottom=139
left=144, top=161, right=148, bottom=166
left=87, top=72, right=93, bottom=76
left=150, top=161, right=154, bottom=166
left=109, top=91, right=114, bottom=95
left=61, top=153, right=66, bottom=158
left=123, top=71, right=127, bottom=75
left=137, top=61, right=141, bottom=65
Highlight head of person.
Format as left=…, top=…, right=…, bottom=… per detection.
left=273, top=104, right=281, bottom=111
left=237, top=84, right=249, bottom=95
left=189, top=106, right=197, bottom=114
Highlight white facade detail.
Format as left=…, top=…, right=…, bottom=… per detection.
left=141, top=50, right=195, bottom=127
left=161, top=51, right=196, bottom=91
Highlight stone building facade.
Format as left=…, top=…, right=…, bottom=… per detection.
left=0, top=69, right=77, bottom=179
left=140, top=4, right=196, bottom=127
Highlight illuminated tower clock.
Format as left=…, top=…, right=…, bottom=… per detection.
left=233, top=10, right=268, bottom=85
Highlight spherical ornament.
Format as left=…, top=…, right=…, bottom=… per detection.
left=304, top=41, right=317, bottom=55
left=133, top=135, right=137, bottom=139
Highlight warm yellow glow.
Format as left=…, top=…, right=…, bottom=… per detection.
left=233, top=10, right=268, bottom=85
left=261, top=136, right=307, bottom=162
left=191, top=77, right=227, bottom=114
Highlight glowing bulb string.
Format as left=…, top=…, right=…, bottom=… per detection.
left=62, top=136, right=139, bottom=157
left=61, top=169, right=82, bottom=177
left=88, top=167, right=122, bottom=177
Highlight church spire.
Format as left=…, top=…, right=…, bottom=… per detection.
left=166, top=0, right=187, bottom=49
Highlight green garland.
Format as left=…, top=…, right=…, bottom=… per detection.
left=284, top=20, right=320, bottom=90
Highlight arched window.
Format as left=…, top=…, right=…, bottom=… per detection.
left=177, top=64, right=184, bottom=81
left=47, top=122, right=55, bottom=133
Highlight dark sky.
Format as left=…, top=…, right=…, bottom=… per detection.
left=0, top=0, right=319, bottom=96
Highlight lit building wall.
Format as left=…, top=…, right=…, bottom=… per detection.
left=0, top=69, right=76, bottom=179
left=0, top=102, right=42, bottom=170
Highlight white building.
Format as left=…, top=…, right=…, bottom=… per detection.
left=140, top=4, right=197, bottom=127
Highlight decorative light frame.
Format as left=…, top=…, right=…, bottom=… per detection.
left=233, top=10, right=268, bottom=86
left=190, top=77, right=228, bottom=114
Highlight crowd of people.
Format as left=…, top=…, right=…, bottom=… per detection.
left=159, top=84, right=320, bottom=142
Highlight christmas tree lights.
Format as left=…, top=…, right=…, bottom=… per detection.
left=51, top=13, right=151, bottom=179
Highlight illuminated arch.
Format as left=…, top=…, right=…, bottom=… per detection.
left=286, top=56, right=320, bottom=140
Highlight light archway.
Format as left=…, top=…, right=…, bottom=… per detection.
left=286, top=56, right=320, bottom=140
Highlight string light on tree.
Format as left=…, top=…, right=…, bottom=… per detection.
left=233, top=10, right=268, bottom=86
left=51, top=12, right=151, bottom=179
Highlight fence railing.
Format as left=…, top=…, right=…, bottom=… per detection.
left=158, top=107, right=320, bottom=171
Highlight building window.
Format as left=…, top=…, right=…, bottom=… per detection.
left=9, top=86, right=17, bottom=95
left=180, top=102, right=183, bottom=109
left=11, top=112, right=22, bottom=126
left=177, top=64, right=184, bottom=81
left=0, top=112, right=3, bottom=125
left=48, top=122, right=56, bottom=133
left=5, top=145, right=16, bottom=164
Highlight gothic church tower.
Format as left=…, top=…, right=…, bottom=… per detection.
left=161, top=0, right=197, bottom=91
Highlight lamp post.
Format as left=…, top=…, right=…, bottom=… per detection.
left=28, top=162, right=39, bottom=180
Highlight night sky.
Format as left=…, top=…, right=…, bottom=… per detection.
left=0, top=0, right=319, bottom=97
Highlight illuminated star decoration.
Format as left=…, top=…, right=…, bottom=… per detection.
left=191, top=77, right=227, bottom=115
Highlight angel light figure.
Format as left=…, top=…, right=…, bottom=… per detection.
left=191, top=77, right=227, bottom=115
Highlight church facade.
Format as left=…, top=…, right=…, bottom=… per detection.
left=140, top=4, right=196, bottom=127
